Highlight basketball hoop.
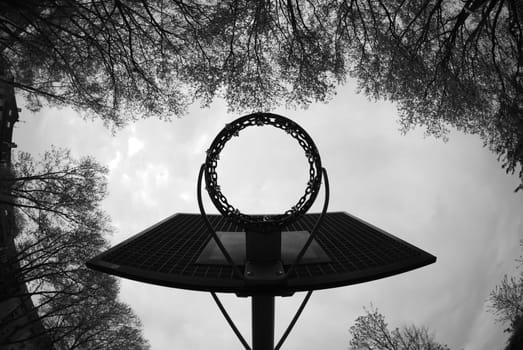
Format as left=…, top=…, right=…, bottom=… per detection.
left=87, top=112, right=437, bottom=350
left=204, top=112, right=322, bottom=230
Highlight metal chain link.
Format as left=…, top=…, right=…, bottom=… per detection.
left=204, top=112, right=322, bottom=230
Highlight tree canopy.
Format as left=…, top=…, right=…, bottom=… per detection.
left=343, top=0, right=523, bottom=185
left=0, top=0, right=346, bottom=127
left=489, top=241, right=523, bottom=350
left=349, top=306, right=451, bottom=350
left=1, top=0, right=521, bottom=184
left=1, top=148, right=149, bottom=349
left=2, top=147, right=108, bottom=223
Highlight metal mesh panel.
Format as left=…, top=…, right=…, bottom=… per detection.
left=88, top=212, right=434, bottom=294
left=102, top=214, right=241, bottom=280
left=290, top=213, right=421, bottom=278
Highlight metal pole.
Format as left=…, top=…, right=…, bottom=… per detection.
left=252, top=295, right=275, bottom=350
left=246, top=229, right=279, bottom=350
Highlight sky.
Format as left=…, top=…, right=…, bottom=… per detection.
left=14, top=81, right=523, bottom=350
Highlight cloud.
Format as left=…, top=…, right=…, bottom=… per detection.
left=180, top=192, right=192, bottom=202
left=192, top=133, right=209, bottom=155
left=136, top=163, right=170, bottom=187
left=108, top=151, right=121, bottom=170
left=128, top=136, right=144, bottom=157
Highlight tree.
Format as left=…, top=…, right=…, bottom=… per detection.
left=0, top=0, right=345, bottom=128
left=5, top=210, right=150, bottom=349
left=489, top=275, right=523, bottom=329
left=489, top=240, right=523, bottom=349
left=1, top=1, right=521, bottom=185
left=0, top=148, right=149, bottom=349
left=505, top=316, right=523, bottom=350
left=0, top=147, right=107, bottom=224
left=349, top=306, right=451, bottom=350
left=341, top=0, right=523, bottom=187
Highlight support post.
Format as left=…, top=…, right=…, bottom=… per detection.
left=252, top=295, right=275, bottom=350
left=246, top=228, right=280, bottom=350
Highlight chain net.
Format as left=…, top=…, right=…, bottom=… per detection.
left=204, top=112, right=322, bottom=231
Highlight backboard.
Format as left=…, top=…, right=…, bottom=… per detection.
left=86, top=211, right=435, bottom=296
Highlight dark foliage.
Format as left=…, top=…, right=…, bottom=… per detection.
left=489, top=241, right=523, bottom=350
left=1, top=148, right=149, bottom=349
left=1, top=1, right=521, bottom=184
left=349, top=306, right=451, bottom=350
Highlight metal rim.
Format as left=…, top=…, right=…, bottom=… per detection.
left=204, top=112, right=322, bottom=230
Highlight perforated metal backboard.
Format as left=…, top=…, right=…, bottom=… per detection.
left=87, top=212, right=436, bottom=296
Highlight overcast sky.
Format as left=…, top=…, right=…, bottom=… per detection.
left=14, top=81, right=523, bottom=350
